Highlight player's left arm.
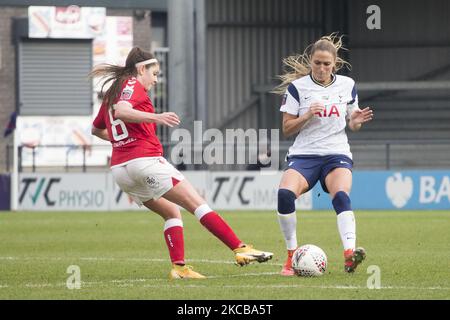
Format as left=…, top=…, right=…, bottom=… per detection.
left=348, top=107, right=374, bottom=131
left=346, top=82, right=373, bottom=131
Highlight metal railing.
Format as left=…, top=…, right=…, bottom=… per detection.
left=6, top=139, right=450, bottom=172
left=6, top=144, right=112, bottom=173
left=216, top=80, right=450, bottom=132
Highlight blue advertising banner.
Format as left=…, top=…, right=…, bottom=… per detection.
left=312, top=170, right=450, bottom=210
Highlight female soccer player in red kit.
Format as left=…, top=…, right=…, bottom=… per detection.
left=91, top=47, right=273, bottom=279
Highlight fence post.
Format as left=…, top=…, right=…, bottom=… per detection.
left=32, top=146, right=36, bottom=173
left=386, top=143, right=390, bottom=170
left=65, top=147, right=69, bottom=172
left=83, top=145, right=86, bottom=173
left=18, top=146, right=23, bottom=173
left=258, top=92, right=266, bottom=129
left=6, top=144, right=10, bottom=173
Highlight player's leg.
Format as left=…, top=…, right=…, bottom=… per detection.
left=324, top=167, right=366, bottom=273
left=143, top=198, right=205, bottom=279
left=278, top=169, right=309, bottom=276
left=162, top=178, right=273, bottom=266
left=113, top=160, right=204, bottom=279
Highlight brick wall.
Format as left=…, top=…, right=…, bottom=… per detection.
left=0, top=7, right=27, bottom=173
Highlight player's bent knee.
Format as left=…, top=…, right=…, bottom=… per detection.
left=332, top=191, right=352, bottom=215
left=278, top=189, right=297, bottom=214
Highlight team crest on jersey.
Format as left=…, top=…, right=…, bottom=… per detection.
left=145, top=176, right=160, bottom=189
left=120, top=88, right=134, bottom=100
left=282, top=94, right=288, bottom=105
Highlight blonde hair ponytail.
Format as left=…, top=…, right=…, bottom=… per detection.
left=272, top=33, right=351, bottom=95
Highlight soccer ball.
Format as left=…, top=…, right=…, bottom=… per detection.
left=291, top=244, right=327, bottom=277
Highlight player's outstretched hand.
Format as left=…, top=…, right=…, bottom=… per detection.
left=350, top=107, right=374, bottom=125
left=155, top=112, right=180, bottom=127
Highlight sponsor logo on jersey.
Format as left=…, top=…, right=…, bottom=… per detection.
left=314, top=105, right=340, bottom=117
left=112, top=137, right=136, bottom=148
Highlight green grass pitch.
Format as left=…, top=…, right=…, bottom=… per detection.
left=0, top=210, right=449, bottom=300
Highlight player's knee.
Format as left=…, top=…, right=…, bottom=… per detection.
left=278, top=189, right=297, bottom=214
left=332, top=191, right=352, bottom=215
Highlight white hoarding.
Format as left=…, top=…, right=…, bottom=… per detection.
left=207, top=172, right=312, bottom=210
left=18, top=171, right=312, bottom=211
left=29, top=6, right=106, bottom=39
left=18, top=173, right=108, bottom=211
left=93, top=16, right=133, bottom=68
left=111, top=171, right=209, bottom=211
left=17, top=116, right=111, bottom=167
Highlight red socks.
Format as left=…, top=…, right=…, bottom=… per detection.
left=163, top=204, right=242, bottom=264
left=163, top=219, right=185, bottom=265
left=194, top=204, right=242, bottom=250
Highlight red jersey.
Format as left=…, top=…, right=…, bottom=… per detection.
left=93, top=77, right=163, bottom=167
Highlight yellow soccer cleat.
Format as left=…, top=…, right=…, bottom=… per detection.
left=169, top=264, right=206, bottom=279
left=233, top=244, right=274, bottom=266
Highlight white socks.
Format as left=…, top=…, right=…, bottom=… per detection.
left=278, top=209, right=356, bottom=251
left=194, top=203, right=212, bottom=220
left=337, top=210, right=356, bottom=250
left=277, top=212, right=298, bottom=250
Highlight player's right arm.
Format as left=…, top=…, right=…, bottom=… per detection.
left=92, top=102, right=110, bottom=141
left=92, top=126, right=109, bottom=141
left=282, top=102, right=324, bottom=137
left=280, top=83, right=324, bottom=137
left=113, top=101, right=180, bottom=127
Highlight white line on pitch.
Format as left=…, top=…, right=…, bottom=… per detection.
left=2, top=274, right=450, bottom=291
left=2, top=257, right=449, bottom=292
left=0, top=256, right=282, bottom=266
left=140, top=284, right=450, bottom=291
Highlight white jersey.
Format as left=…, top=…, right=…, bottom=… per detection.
left=280, top=74, right=359, bottom=159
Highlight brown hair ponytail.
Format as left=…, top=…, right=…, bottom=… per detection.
left=89, top=47, right=156, bottom=108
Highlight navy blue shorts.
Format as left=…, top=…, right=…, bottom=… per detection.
left=284, top=154, right=353, bottom=193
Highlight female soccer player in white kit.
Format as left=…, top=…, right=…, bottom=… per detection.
left=274, top=35, right=373, bottom=276
left=91, top=47, right=273, bottom=279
